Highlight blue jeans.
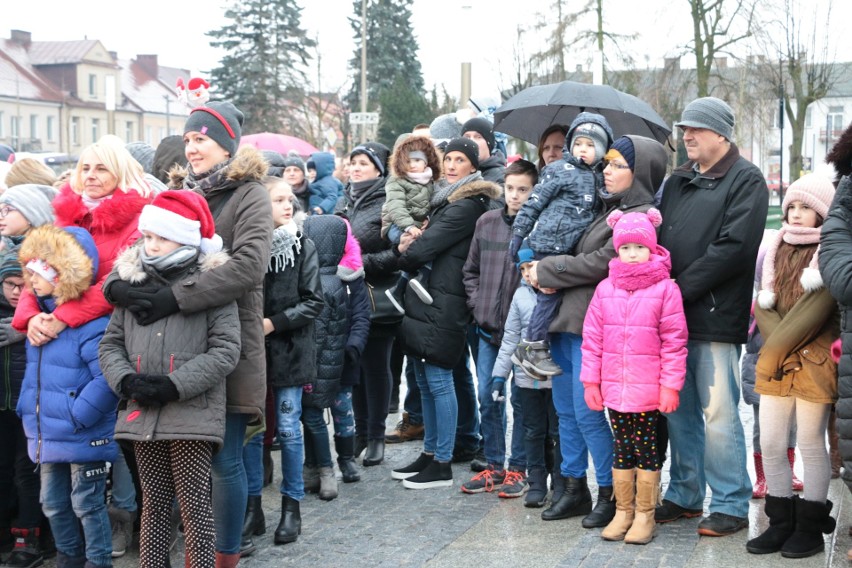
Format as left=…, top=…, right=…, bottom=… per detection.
left=403, top=358, right=422, bottom=425
left=302, top=406, right=332, bottom=468
left=550, top=333, right=613, bottom=486
left=243, top=433, right=264, bottom=497
left=664, top=341, right=751, bottom=517
left=453, top=349, right=481, bottom=452
left=110, top=448, right=137, bottom=512
left=275, top=386, right=305, bottom=500
left=331, top=387, right=356, bottom=438
left=508, top=381, right=527, bottom=469
left=212, top=412, right=249, bottom=554
left=476, top=338, right=526, bottom=469
left=517, top=387, right=558, bottom=470
left=41, top=461, right=111, bottom=566
left=413, top=359, right=458, bottom=462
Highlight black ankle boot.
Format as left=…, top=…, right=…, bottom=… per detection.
left=274, top=496, right=301, bottom=545
left=541, top=476, right=592, bottom=521
left=581, top=485, right=615, bottom=528
left=6, top=527, right=44, bottom=568
left=335, top=436, right=361, bottom=483
left=240, top=495, right=265, bottom=557
left=363, top=439, right=385, bottom=466
left=780, top=497, right=836, bottom=558
left=354, top=435, right=368, bottom=458
left=746, top=494, right=795, bottom=554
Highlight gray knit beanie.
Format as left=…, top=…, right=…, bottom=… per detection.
left=184, top=101, right=244, bottom=157
left=429, top=113, right=463, bottom=142
left=676, top=97, right=735, bottom=140
left=0, top=184, right=56, bottom=228
left=126, top=142, right=156, bottom=174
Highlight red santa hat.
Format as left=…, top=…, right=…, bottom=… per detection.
left=138, top=190, right=223, bottom=254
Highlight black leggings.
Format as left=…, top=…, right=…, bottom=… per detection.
left=134, top=440, right=214, bottom=568
left=353, top=334, right=394, bottom=440
left=608, top=409, right=661, bottom=471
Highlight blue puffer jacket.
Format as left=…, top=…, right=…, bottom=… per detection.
left=308, top=152, right=344, bottom=214
left=513, top=112, right=613, bottom=255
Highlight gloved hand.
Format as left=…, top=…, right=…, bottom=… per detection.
left=126, top=287, right=180, bottom=326
left=491, top=377, right=506, bottom=402
left=658, top=386, right=680, bottom=413
left=583, top=384, right=604, bottom=411
left=122, top=374, right=179, bottom=406
left=508, top=235, right=524, bottom=262
left=344, top=346, right=360, bottom=368
left=106, top=280, right=133, bottom=307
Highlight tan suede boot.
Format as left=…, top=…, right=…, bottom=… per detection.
left=624, top=469, right=660, bottom=545
left=601, top=468, right=636, bottom=541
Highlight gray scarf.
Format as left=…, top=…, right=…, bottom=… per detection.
left=140, top=246, right=200, bottom=281
left=430, top=172, right=482, bottom=208
left=268, top=225, right=301, bottom=273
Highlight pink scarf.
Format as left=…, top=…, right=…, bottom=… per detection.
left=757, top=224, right=823, bottom=309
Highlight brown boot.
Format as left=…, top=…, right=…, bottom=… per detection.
left=215, top=551, right=240, bottom=568
left=601, top=468, right=636, bottom=541
left=385, top=412, right=424, bottom=443
left=624, top=469, right=660, bottom=545
left=829, top=409, right=842, bottom=479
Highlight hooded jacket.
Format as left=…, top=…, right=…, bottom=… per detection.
left=398, top=179, right=502, bottom=368
left=580, top=248, right=688, bottom=412
left=513, top=113, right=613, bottom=255
left=480, top=151, right=507, bottom=185
left=308, top=152, right=344, bottom=214
left=166, top=146, right=272, bottom=422
left=657, top=144, right=769, bottom=344
left=536, top=135, right=667, bottom=335
left=16, top=225, right=118, bottom=464
left=99, top=245, right=241, bottom=450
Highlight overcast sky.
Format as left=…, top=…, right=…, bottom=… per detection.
left=4, top=0, right=849, bottom=106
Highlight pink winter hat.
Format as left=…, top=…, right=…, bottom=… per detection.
left=607, top=208, right=662, bottom=251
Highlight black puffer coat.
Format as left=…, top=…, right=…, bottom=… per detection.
left=0, top=300, right=26, bottom=411
left=818, top=175, right=852, bottom=489
left=264, top=232, right=324, bottom=389
left=398, top=179, right=502, bottom=368
left=302, top=216, right=349, bottom=409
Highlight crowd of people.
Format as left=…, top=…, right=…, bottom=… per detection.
left=0, top=91, right=850, bottom=568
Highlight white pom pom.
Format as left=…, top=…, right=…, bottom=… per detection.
left=757, top=289, right=776, bottom=309
left=800, top=267, right=823, bottom=292
left=200, top=234, right=223, bottom=255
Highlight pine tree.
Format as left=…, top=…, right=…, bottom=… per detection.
left=208, top=0, right=316, bottom=133
left=377, top=74, right=431, bottom=147
left=347, top=0, right=425, bottom=112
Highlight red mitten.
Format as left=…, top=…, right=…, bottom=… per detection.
left=831, top=338, right=842, bottom=364
left=584, top=385, right=604, bottom=411
left=658, top=386, right=680, bottom=414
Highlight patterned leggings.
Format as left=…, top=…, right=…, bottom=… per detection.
left=608, top=409, right=661, bottom=470
left=134, top=440, right=215, bottom=568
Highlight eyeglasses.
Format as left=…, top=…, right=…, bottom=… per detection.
left=603, top=160, right=631, bottom=171
left=0, top=206, right=18, bottom=218
left=2, top=281, right=24, bottom=293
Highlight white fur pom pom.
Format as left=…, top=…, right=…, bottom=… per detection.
left=757, top=289, right=776, bottom=309
left=800, top=266, right=823, bottom=292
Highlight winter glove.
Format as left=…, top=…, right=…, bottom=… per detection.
left=0, top=318, right=25, bottom=347
left=344, top=346, right=361, bottom=369
left=126, top=287, right=180, bottom=326
left=491, top=377, right=506, bottom=402
left=583, top=384, right=604, bottom=411
left=658, top=386, right=680, bottom=414
left=508, top=235, right=524, bottom=262
left=105, top=280, right=133, bottom=307
left=122, top=373, right=179, bottom=406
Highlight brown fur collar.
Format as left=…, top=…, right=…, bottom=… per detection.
left=390, top=136, right=441, bottom=181
left=18, top=225, right=93, bottom=305
left=113, top=244, right=230, bottom=284
left=447, top=179, right=502, bottom=204
left=167, top=146, right=269, bottom=189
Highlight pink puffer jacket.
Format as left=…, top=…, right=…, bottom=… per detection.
left=580, top=247, right=688, bottom=413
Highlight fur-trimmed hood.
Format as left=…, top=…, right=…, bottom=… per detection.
left=112, top=244, right=230, bottom=285
left=18, top=225, right=98, bottom=305
left=390, top=136, right=441, bottom=181
left=447, top=179, right=502, bottom=204
left=53, top=183, right=150, bottom=236
left=167, top=146, right=269, bottom=189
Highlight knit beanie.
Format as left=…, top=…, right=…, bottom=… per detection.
left=0, top=251, right=21, bottom=280
left=429, top=113, right=464, bottom=142
left=183, top=101, right=244, bottom=157
left=570, top=123, right=609, bottom=165
left=408, top=150, right=427, bottom=163
left=607, top=208, right=662, bottom=251
left=153, top=135, right=186, bottom=183
left=350, top=142, right=390, bottom=177
left=462, top=117, right=496, bottom=152
left=782, top=172, right=835, bottom=221
left=282, top=151, right=307, bottom=175
left=516, top=242, right=535, bottom=270
left=608, top=137, right=636, bottom=171
left=138, top=190, right=223, bottom=254
left=443, top=138, right=480, bottom=170
left=126, top=142, right=156, bottom=174
left=676, top=97, right=735, bottom=141
left=0, top=184, right=56, bottom=228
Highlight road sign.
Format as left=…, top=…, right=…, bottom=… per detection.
left=350, top=112, right=379, bottom=125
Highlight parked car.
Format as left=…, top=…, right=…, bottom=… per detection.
left=14, top=152, right=78, bottom=175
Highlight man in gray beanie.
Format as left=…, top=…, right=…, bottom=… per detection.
left=654, top=96, right=768, bottom=537
left=0, top=184, right=56, bottom=231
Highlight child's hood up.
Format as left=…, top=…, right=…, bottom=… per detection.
left=18, top=225, right=99, bottom=305
left=308, top=152, right=336, bottom=180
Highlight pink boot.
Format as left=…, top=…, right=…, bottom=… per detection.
left=752, top=452, right=767, bottom=499
left=788, top=447, right=804, bottom=492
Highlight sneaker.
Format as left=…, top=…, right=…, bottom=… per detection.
left=498, top=469, right=529, bottom=499
left=108, top=507, right=136, bottom=558
left=522, top=341, right=563, bottom=377
left=391, top=452, right=434, bottom=480
left=385, top=412, right=425, bottom=443
left=408, top=278, right=434, bottom=305
left=385, top=285, right=406, bottom=315
left=6, top=528, right=44, bottom=568
left=402, top=460, right=453, bottom=489
left=655, top=499, right=704, bottom=523
left=697, top=512, right=748, bottom=536
left=510, top=340, right=530, bottom=367
left=461, top=466, right=506, bottom=494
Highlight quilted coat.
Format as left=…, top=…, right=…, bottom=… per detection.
left=580, top=247, right=688, bottom=413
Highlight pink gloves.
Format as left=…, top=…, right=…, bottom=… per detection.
left=584, top=385, right=604, bottom=411
left=658, top=386, right=680, bottom=413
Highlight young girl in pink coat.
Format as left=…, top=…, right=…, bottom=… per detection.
left=580, top=208, right=688, bottom=545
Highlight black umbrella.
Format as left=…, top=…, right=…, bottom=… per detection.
left=494, top=81, right=672, bottom=146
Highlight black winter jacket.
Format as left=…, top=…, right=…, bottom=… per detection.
left=658, top=144, right=769, bottom=344
left=264, top=234, right=324, bottom=389
left=398, top=179, right=502, bottom=368
left=0, top=301, right=26, bottom=412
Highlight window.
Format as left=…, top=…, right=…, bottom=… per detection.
left=30, top=115, right=38, bottom=140
left=145, top=126, right=153, bottom=146
left=805, top=106, right=812, bottom=128
left=10, top=116, right=20, bottom=146
left=828, top=106, right=844, bottom=134
left=47, top=116, right=55, bottom=142
left=89, top=74, right=97, bottom=97
left=91, top=118, right=99, bottom=143
left=159, top=127, right=166, bottom=142
left=125, top=121, right=134, bottom=141
left=0, top=111, right=4, bottom=138
left=71, top=117, right=80, bottom=145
